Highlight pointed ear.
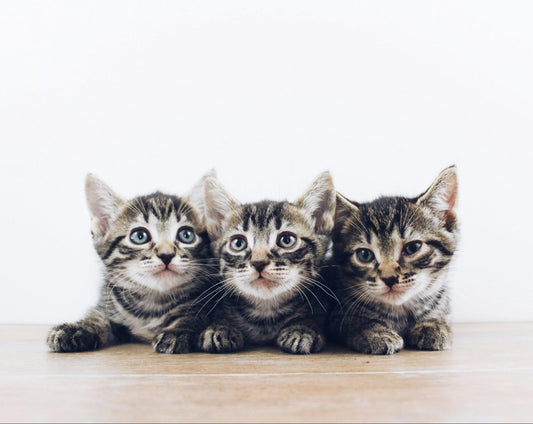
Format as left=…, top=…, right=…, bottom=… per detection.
left=203, top=177, right=239, bottom=238
left=85, top=174, right=125, bottom=239
left=335, top=191, right=359, bottom=231
left=183, top=169, right=217, bottom=229
left=295, top=171, right=336, bottom=234
left=416, top=165, right=458, bottom=230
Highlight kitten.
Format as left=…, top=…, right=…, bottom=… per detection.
left=47, top=172, right=215, bottom=354
left=329, top=166, right=458, bottom=354
left=196, top=172, right=337, bottom=354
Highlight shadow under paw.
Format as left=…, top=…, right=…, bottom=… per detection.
left=153, top=331, right=193, bottom=354
left=198, top=325, right=244, bottom=353
left=407, top=321, right=452, bottom=351
left=350, top=327, right=404, bottom=355
left=47, top=323, right=101, bottom=352
left=277, top=326, right=324, bottom=354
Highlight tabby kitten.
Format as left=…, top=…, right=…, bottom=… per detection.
left=329, top=166, right=458, bottom=354
left=197, top=172, right=337, bottom=354
left=47, top=172, right=214, bottom=354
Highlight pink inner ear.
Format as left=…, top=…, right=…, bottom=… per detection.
left=440, top=178, right=458, bottom=231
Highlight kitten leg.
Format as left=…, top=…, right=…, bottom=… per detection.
left=346, top=321, right=404, bottom=355
left=152, top=317, right=201, bottom=354
left=277, top=321, right=325, bottom=354
left=197, top=323, right=244, bottom=353
left=406, top=320, right=452, bottom=351
left=47, top=309, right=112, bottom=352
left=153, top=331, right=195, bottom=354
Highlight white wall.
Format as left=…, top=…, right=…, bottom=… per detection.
left=1, top=1, right=531, bottom=324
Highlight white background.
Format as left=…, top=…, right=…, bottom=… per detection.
left=1, top=1, right=532, bottom=324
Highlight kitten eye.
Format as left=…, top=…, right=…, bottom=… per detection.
left=403, top=241, right=422, bottom=256
left=229, top=235, right=248, bottom=252
left=130, top=227, right=151, bottom=245
left=277, top=232, right=297, bottom=248
left=356, top=248, right=375, bottom=263
left=177, top=227, right=196, bottom=244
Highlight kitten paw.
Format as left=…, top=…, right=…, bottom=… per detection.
left=153, top=331, right=193, bottom=354
left=277, top=325, right=324, bottom=354
left=350, top=327, right=404, bottom=355
left=407, top=321, right=452, bottom=351
left=47, top=323, right=101, bottom=352
left=198, top=325, right=244, bottom=353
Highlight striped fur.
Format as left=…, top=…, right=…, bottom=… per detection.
left=329, top=166, right=459, bottom=354
left=197, top=173, right=337, bottom=354
left=47, top=173, right=215, bottom=354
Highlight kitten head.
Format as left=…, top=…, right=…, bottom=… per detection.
left=85, top=170, right=215, bottom=293
left=334, top=166, right=458, bottom=306
left=202, top=172, right=336, bottom=301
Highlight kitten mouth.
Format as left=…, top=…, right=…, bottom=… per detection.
left=250, top=277, right=277, bottom=289
left=154, top=268, right=179, bottom=277
left=382, top=285, right=410, bottom=296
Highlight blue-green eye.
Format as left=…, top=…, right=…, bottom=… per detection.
left=356, top=248, right=374, bottom=263
left=130, top=228, right=151, bottom=245
left=277, top=232, right=297, bottom=248
left=229, top=236, right=247, bottom=252
left=403, top=241, right=422, bottom=256
left=177, top=227, right=196, bottom=244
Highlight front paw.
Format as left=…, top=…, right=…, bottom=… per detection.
left=407, top=321, right=452, bottom=351
left=153, top=331, right=193, bottom=354
left=277, top=325, right=324, bottom=354
left=47, top=323, right=101, bottom=352
left=349, top=326, right=404, bottom=355
left=198, top=325, right=244, bottom=353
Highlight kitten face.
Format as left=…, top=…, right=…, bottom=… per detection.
left=335, top=166, right=458, bottom=307
left=217, top=202, right=325, bottom=301
left=204, top=173, right=336, bottom=302
left=86, top=176, right=211, bottom=293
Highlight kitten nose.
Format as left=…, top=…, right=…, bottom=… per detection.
left=158, top=253, right=175, bottom=266
left=382, top=276, right=399, bottom=287
left=251, top=260, right=270, bottom=273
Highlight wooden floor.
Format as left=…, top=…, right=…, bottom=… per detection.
left=0, top=323, right=532, bottom=423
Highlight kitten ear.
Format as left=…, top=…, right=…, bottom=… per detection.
left=183, top=168, right=217, bottom=229
left=203, top=177, right=239, bottom=238
left=85, top=174, right=125, bottom=239
left=335, top=192, right=360, bottom=231
left=416, top=165, right=458, bottom=230
left=295, top=171, right=336, bottom=235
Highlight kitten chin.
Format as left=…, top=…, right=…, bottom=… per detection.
left=232, top=267, right=302, bottom=301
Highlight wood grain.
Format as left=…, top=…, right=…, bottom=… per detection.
left=0, top=323, right=532, bottom=422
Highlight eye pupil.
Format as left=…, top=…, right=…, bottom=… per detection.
left=130, top=228, right=151, bottom=245
left=177, top=227, right=195, bottom=244
left=404, top=241, right=422, bottom=256
left=356, top=248, right=374, bottom=263
left=277, top=232, right=296, bottom=248
left=230, top=236, right=247, bottom=252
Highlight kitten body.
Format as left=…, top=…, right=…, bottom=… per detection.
left=197, top=173, right=337, bottom=354
left=329, top=166, right=458, bottom=354
left=47, top=173, right=215, bottom=354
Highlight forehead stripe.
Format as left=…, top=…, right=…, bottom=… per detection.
left=426, top=240, right=453, bottom=256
